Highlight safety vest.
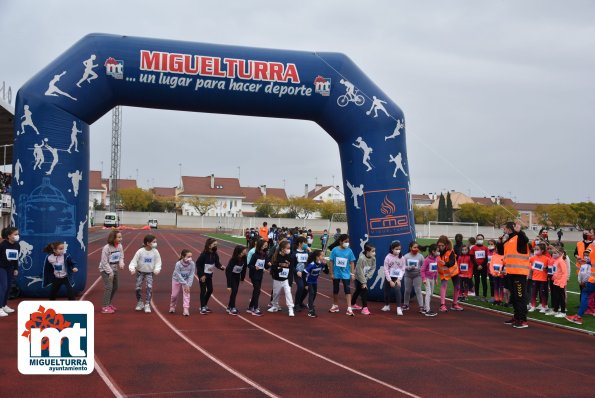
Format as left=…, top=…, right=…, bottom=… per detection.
left=438, top=249, right=459, bottom=281
left=503, top=235, right=530, bottom=276
left=489, top=253, right=505, bottom=277
left=590, top=246, right=595, bottom=284
left=575, top=241, right=591, bottom=275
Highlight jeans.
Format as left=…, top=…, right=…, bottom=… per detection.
left=383, top=279, right=402, bottom=307
left=100, top=271, right=119, bottom=307
left=578, top=282, right=595, bottom=317
left=404, top=274, right=423, bottom=307
left=423, top=279, right=436, bottom=311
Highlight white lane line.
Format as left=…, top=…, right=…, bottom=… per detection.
left=126, top=387, right=256, bottom=397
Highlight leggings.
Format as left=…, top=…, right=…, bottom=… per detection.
left=383, top=279, right=402, bottom=307
left=473, top=266, right=488, bottom=297
left=200, top=276, right=214, bottom=307
left=351, top=281, right=368, bottom=307
left=550, top=284, right=566, bottom=312
left=530, top=280, right=548, bottom=308
left=0, top=267, right=11, bottom=307
left=249, top=278, right=262, bottom=309
left=403, top=274, right=423, bottom=307
left=460, top=277, right=472, bottom=295
left=492, top=277, right=504, bottom=302
left=440, top=275, right=460, bottom=306
left=308, top=283, right=318, bottom=311
left=100, top=271, right=118, bottom=307
left=49, top=278, right=75, bottom=300
left=294, top=272, right=308, bottom=307
left=227, top=276, right=240, bottom=308
left=135, top=272, right=154, bottom=304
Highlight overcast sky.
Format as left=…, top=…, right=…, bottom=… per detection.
left=1, top=0, right=593, bottom=203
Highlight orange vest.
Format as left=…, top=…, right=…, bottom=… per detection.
left=529, top=254, right=549, bottom=282
left=438, top=249, right=459, bottom=281
left=489, top=253, right=505, bottom=277
left=503, top=236, right=530, bottom=276
left=590, top=247, right=595, bottom=284
left=575, top=241, right=590, bottom=274
left=259, top=226, right=269, bottom=240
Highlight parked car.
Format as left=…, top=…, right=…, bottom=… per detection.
left=148, top=219, right=158, bottom=229
left=104, top=212, right=119, bottom=227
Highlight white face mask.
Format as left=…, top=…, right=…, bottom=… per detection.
left=552, top=252, right=561, bottom=259
left=534, top=250, right=541, bottom=255
left=488, top=245, right=495, bottom=250
left=476, top=240, right=483, bottom=245
left=13, top=235, right=20, bottom=242
left=284, top=249, right=291, bottom=254
left=151, top=242, right=158, bottom=249
left=342, top=242, right=350, bottom=248
left=393, top=249, right=401, bottom=255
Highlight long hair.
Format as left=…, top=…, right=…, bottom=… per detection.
left=255, top=238, right=268, bottom=254
left=232, top=245, right=246, bottom=262
left=308, top=249, right=323, bottom=263
left=437, top=235, right=452, bottom=250
left=107, top=230, right=121, bottom=245
left=272, top=239, right=290, bottom=264
left=179, top=249, right=191, bottom=261
left=203, top=238, right=217, bottom=253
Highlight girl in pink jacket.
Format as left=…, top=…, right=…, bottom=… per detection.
left=382, top=241, right=405, bottom=316
left=547, top=242, right=568, bottom=318
left=420, top=244, right=439, bottom=317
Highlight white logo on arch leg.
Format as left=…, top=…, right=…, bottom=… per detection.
left=389, top=152, right=408, bottom=178
left=76, top=55, right=99, bottom=87
left=352, top=137, right=373, bottom=172
left=68, top=170, right=83, bottom=197
left=18, top=105, right=40, bottom=136
left=346, top=180, right=364, bottom=209
left=385, top=119, right=404, bottom=141
left=366, top=96, right=390, bottom=118
left=45, top=71, right=77, bottom=101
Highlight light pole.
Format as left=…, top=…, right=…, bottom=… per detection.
left=178, top=163, right=182, bottom=188
left=237, top=166, right=241, bottom=181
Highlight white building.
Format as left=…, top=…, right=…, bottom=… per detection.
left=179, top=175, right=244, bottom=217
left=305, top=184, right=344, bottom=202
left=241, top=185, right=288, bottom=217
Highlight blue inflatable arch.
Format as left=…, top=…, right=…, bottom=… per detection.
left=13, top=34, right=414, bottom=300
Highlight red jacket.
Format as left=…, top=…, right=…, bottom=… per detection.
left=470, top=245, right=488, bottom=268
left=458, top=254, right=473, bottom=278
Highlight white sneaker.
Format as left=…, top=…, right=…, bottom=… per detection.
left=539, top=307, right=548, bottom=314
left=397, top=307, right=403, bottom=316
left=0, top=309, right=8, bottom=317
left=288, top=308, right=295, bottom=317
left=267, top=306, right=280, bottom=313
left=2, top=305, right=15, bottom=313
left=555, top=312, right=566, bottom=318
left=528, top=306, right=536, bottom=313
left=144, top=304, right=151, bottom=313
left=381, top=305, right=390, bottom=312
left=544, top=309, right=556, bottom=316
left=135, top=301, right=144, bottom=311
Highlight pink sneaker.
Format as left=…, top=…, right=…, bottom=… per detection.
left=352, top=304, right=363, bottom=310
left=109, top=304, right=117, bottom=312
left=439, top=305, right=448, bottom=312
left=361, top=307, right=371, bottom=315
left=101, top=306, right=115, bottom=314
left=451, top=304, right=464, bottom=311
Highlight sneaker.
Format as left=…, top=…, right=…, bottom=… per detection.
left=101, top=306, right=115, bottom=314
left=144, top=304, right=151, bottom=313
left=328, top=305, right=340, bottom=313
left=439, top=305, right=448, bottom=312
left=459, top=296, right=466, bottom=302
left=565, top=315, right=583, bottom=325
left=397, top=307, right=403, bottom=316
left=183, top=309, right=190, bottom=317
left=226, top=307, right=231, bottom=314
left=544, top=309, right=556, bottom=316
left=200, top=307, right=208, bottom=315
left=504, top=317, right=516, bottom=325
left=346, top=309, right=354, bottom=316
left=204, top=307, right=213, bottom=313
left=288, top=308, right=295, bottom=317
left=169, top=307, right=175, bottom=314
left=424, top=311, right=438, bottom=317
left=419, top=308, right=426, bottom=314
left=308, top=310, right=317, bottom=318
left=0, top=309, right=7, bottom=317
left=361, top=307, right=371, bottom=315
left=554, top=312, right=566, bottom=318
left=539, top=307, right=548, bottom=314
left=252, top=308, right=263, bottom=317
left=381, top=305, right=390, bottom=312
left=267, top=306, right=280, bottom=313
left=109, top=304, right=117, bottom=311
left=513, top=321, right=529, bottom=329
left=451, top=304, right=464, bottom=311
left=402, top=305, right=410, bottom=311
left=246, top=307, right=254, bottom=314
left=2, top=305, right=15, bottom=313
left=584, top=309, right=595, bottom=316
left=135, top=301, right=144, bottom=311
left=352, top=304, right=363, bottom=310
left=230, top=308, right=238, bottom=316
left=527, top=306, right=536, bottom=313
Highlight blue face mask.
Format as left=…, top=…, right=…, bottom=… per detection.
left=302, top=244, right=308, bottom=250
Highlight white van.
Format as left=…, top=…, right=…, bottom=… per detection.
left=104, top=212, right=119, bottom=227
left=148, top=219, right=158, bottom=229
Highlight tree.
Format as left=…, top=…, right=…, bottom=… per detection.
left=93, top=198, right=106, bottom=211
left=438, top=193, right=446, bottom=222
left=486, top=206, right=518, bottom=228
left=534, top=204, right=550, bottom=227
left=546, top=204, right=577, bottom=229
left=456, top=203, right=489, bottom=225
left=285, top=196, right=318, bottom=219
left=185, top=197, right=217, bottom=216
left=118, top=188, right=153, bottom=211
left=413, top=205, right=437, bottom=224
left=318, top=201, right=347, bottom=220
left=570, top=202, right=595, bottom=230
left=446, top=192, right=454, bottom=222
left=254, top=195, right=286, bottom=217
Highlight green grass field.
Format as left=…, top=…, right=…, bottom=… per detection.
left=208, top=233, right=593, bottom=332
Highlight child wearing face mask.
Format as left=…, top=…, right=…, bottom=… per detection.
left=197, top=238, right=225, bottom=315
left=528, top=243, right=549, bottom=313
left=225, top=245, right=248, bottom=316
left=420, top=244, right=439, bottom=317
left=382, top=241, right=405, bottom=315
left=351, top=243, right=376, bottom=315
left=99, top=230, right=125, bottom=314
left=247, top=239, right=270, bottom=316
left=457, top=245, right=473, bottom=301
left=42, top=241, right=78, bottom=301
left=546, top=243, right=568, bottom=317
left=0, top=227, right=20, bottom=317
left=169, top=249, right=195, bottom=316
left=328, top=234, right=356, bottom=316
left=269, top=240, right=295, bottom=317
left=305, top=250, right=329, bottom=318
left=402, top=241, right=425, bottom=313
left=292, top=236, right=310, bottom=312
left=437, top=235, right=463, bottom=312
left=129, top=234, right=162, bottom=313
left=488, top=245, right=506, bottom=305
left=470, top=234, right=489, bottom=301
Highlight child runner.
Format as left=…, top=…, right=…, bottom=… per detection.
left=292, top=236, right=310, bottom=312
left=196, top=238, right=225, bottom=315
left=351, top=243, right=376, bottom=315
left=42, top=241, right=78, bottom=300
left=437, top=235, right=463, bottom=312
left=420, top=244, right=439, bottom=317
left=304, top=249, right=328, bottom=318
left=225, top=245, right=247, bottom=315
left=470, top=234, right=489, bottom=301
left=247, top=238, right=269, bottom=316
left=566, top=244, right=595, bottom=325
left=402, top=241, right=425, bottom=313
left=98, top=230, right=124, bottom=314
left=383, top=241, right=405, bottom=315
left=488, top=247, right=506, bottom=305
left=457, top=245, right=473, bottom=302
left=0, top=227, right=20, bottom=317
left=269, top=240, right=295, bottom=317
left=328, top=234, right=357, bottom=316
left=129, top=234, right=162, bottom=313
left=169, top=249, right=195, bottom=316
left=528, top=243, right=549, bottom=313
left=546, top=243, right=568, bottom=317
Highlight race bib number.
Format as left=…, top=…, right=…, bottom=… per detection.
left=493, top=264, right=502, bottom=273
left=548, top=265, right=557, bottom=275
left=307, top=237, right=313, bottom=244
left=407, top=259, right=419, bottom=269
left=255, top=259, right=265, bottom=270
left=6, top=249, right=18, bottom=261
left=363, top=266, right=372, bottom=274
left=429, top=262, right=438, bottom=272
left=532, top=261, right=544, bottom=272
left=180, top=272, right=190, bottom=278
left=475, top=250, right=486, bottom=259
left=143, top=257, right=153, bottom=265
left=296, top=253, right=308, bottom=263
left=54, top=264, right=63, bottom=272
left=109, top=251, right=121, bottom=263
left=459, top=263, right=469, bottom=272
left=232, top=265, right=244, bottom=273
left=335, top=257, right=348, bottom=268
left=278, top=267, right=289, bottom=278
left=204, top=264, right=215, bottom=274
left=389, top=267, right=403, bottom=279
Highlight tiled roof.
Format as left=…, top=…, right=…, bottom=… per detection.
left=89, top=170, right=104, bottom=190
left=152, top=187, right=176, bottom=198
left=242, top=186, right=288, bottom=203
left=180, top=176, right=244, bottom=197
left=307, top=186, right=333, bottom=199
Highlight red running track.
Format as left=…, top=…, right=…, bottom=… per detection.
left=1, top=229, right=594, bottom=397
